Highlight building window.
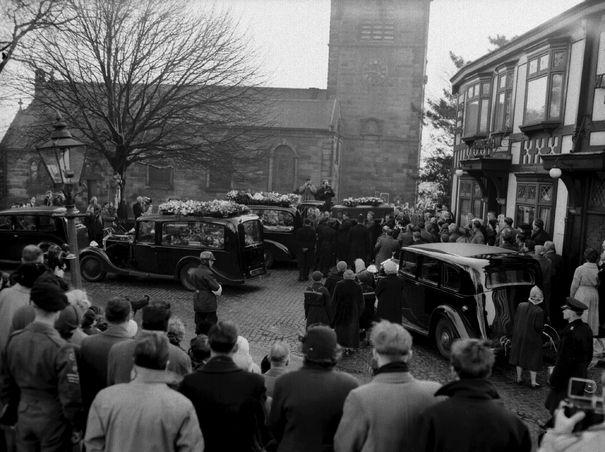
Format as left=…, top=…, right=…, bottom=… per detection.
left=458, top=179, right=484, bottom=225
left=523, top=48, right=567, bottom=125
left=359, top=21, right=395, bottom=41
left=463, top=80, right=491, bottom=139
left=147, top=164, right=173, bottom=190
left=493, top=70, right=513, bottom=133
left=515, top=180, right=555, bottom=232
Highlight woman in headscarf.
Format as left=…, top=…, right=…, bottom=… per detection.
left=509, top=286, right=545, bottom=388
left=375, top=260, right=404, bottom=325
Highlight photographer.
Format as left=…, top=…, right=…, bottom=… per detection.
left=297, top=177, right=317, bottom=201
left=539, top=374, right=605, bottom=451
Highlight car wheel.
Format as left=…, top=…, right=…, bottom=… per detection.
left=264, top=250, right=274, bottom=269
left=179, top=261, right=198, bottom=291
left=434, top=317, right=458, bottom=358
left=80, top=254, right=107, bottom=282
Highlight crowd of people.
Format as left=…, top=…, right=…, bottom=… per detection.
left=1, top=239, right=602, bottom=452
left=1, top=197, right=605, bottom=450
left=0, top=239, right=533, bottom=452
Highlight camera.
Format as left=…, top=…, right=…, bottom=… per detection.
left=562, top=377, right=604, bottom=432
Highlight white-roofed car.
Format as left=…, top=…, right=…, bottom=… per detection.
left=397, top=243, right=549, bottom=358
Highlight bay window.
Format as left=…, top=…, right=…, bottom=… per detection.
left=463, top=80, right=491, bottom=139
left=523, top=47, right=567, bottom=127
left=493, top=70, right=513, bottom=133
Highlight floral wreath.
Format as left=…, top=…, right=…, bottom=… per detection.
left=341, top=196, right=384, bottom=207
left=226, top=190, right=300, bottom=207
left=157, top=199, right=249, bottom=218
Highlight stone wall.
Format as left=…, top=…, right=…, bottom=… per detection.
left=2, top=129, right=338, bottom=212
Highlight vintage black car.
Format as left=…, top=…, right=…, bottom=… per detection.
left=398, top=243, right=542, bottom=357
left=79, top=213, right=266, bottom=289
left=247, top=205, right=302, bottom=268
left=0, top=206, right=89, bottom=263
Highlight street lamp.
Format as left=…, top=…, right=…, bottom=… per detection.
left=37, top=113, right=86, bottom=288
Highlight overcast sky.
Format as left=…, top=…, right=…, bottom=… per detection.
left=0, top=0, right=586, bottom=136
left=219, top=0, right=585, bottom=99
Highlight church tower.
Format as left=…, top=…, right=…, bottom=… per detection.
left=327, top=0, right=431, bottom=202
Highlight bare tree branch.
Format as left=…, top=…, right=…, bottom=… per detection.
left=16, top=0, right=272, bottom=198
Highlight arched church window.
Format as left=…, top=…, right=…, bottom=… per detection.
left=270, top=145, right=297, bottom=193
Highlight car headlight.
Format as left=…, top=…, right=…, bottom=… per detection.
left=90, top=241, right=99, bottom=247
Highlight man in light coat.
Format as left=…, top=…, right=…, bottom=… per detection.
left=0, top=245, right=46, bottom=353
left=85, top=333, right=203, bottom=451
left=334, top=321, right=441, bottom=452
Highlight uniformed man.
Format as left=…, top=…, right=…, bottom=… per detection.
left=545, top=297, right=593, bottom=414
left=188, top=251, right=222, bottom=335
left=0, top=281, right=82, bottom=451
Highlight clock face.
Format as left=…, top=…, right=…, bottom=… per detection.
left=363, top=60, right=387, bottom=86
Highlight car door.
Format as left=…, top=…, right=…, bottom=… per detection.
left=399, top=250, right=425, bottom=328
left=132, top=220, right=159, bottom=273
left=417, top=255, right=442, bottom=329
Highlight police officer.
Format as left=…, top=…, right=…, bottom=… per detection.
left=188, top=250, right=222, bottom=335
left=545, top=297, right=593, bottom=414
left=0, top=281, right=83, bottom=451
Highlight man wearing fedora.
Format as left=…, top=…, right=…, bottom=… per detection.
left=269, top=325, right=358, bottom=452
left=545, top=297, right=593, bottom=414
left=188, top=251, right=222, bottom=335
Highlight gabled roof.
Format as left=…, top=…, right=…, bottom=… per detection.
left=267, top=98, right=339, bottom=131
left=451, top=0, right=605, bottom=90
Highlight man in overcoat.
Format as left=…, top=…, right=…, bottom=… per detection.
left=335, top=321, right=441, bottom=452
left=304, top=271, right=331, bottom=328
left=331, top=270, right=364, bottom=350
left=295, top=218, right=317, bottom=282
left=188, top=251, right=222, bottom=334
left=179, top=321, right=267, bottom=452
left=348, top=216, right=370, bottom=267
left=316, top=219, right=337, bottom=276
left=269, top=325, right=358, bottom=452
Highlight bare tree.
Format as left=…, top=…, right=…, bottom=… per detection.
left=21, top=0, right=269, bottom=199
left=0, top=0, right=68, bottom=75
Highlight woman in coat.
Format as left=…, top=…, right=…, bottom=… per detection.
left=331, top=270, right=364, bottom=351
left=570, top=248, right=600, bottom=336
left=304, top=271, right=331, bottom=328
left=509, top=286, right=545, bottom=388
left=375, top=260, right=404, bottom=324
left=356, top=270, right=376, bottom=342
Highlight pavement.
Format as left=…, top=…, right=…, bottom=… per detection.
left=54, top=265, right=605, bottom=449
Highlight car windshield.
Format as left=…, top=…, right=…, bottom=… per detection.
left=242, top=220, right=262, bottom=247
left=485, top=266, right=536, bottom=289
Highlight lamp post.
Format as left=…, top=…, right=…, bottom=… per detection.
left=37, top=113, right=86, bottom=289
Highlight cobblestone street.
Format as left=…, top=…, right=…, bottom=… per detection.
left=77, top=264, right=601, bottom=448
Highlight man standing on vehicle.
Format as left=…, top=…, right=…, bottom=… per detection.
left=188, top=251, right=222, bottom=335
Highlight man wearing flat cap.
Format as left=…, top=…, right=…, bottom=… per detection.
left=269, top=325, right=358, bottom=452
left=188, top=250, right=222, bottom=335
left=545, top=297, right=593, bottom=414
left=0, top=281, right=83, bottom=451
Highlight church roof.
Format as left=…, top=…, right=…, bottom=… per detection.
left=267, top=98, right=340, bottom=131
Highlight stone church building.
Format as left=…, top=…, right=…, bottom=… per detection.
left=0, top=0, right=430, bottom=208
